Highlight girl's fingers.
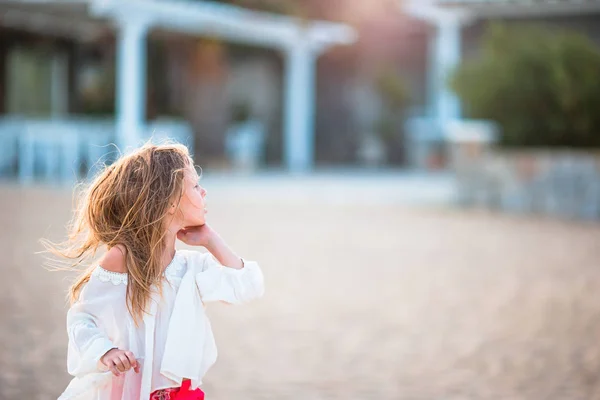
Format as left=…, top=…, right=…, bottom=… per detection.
left=109, top=362, right=121, bottom=377
left=124, top=351, right=136, bottom=362
left=118, top=353, right=131, bottom=370
left=103, top=350, right=139, bottom=375
left=113, top=357, right=126, bottom=372
left=124, top=351, right=139, bottom=373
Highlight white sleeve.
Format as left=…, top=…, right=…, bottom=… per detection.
left=66, top=270, right=128, bottom=377
left=191, top=251, right=265, bottom=305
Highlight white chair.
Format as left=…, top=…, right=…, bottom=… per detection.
left=225, top=120, right=265, bottom=170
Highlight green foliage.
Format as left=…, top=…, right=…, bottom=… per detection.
left=374, top=69, right=409, bottom=143
left=451, top=23, right=600, bottom=148
left=376, top=69, right=409, bottom=112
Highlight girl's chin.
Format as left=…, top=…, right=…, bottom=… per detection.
left=185, top=218, right=206, bottom=227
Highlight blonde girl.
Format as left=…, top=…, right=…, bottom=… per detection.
left=47, top=143, right=264, bottom=400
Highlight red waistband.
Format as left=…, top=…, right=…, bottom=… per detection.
left=150, top=379, right=204, bottom=400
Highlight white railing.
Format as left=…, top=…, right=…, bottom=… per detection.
left=0, top=116, right=194, bottom=184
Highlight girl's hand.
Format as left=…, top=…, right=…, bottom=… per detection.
left=177, top=223, right=217, bottom=247
left=100, top=348, right=140, bottom=376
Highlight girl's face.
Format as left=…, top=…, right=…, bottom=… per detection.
left=175, top=165, right=207, bottom=227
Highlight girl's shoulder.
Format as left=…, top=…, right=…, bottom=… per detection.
left=91, top=265, right=128, bottom=285
left=89, top=245, right=129, bottom=286
left=100, top=245, right=127, bottom=273
left=85, top=249, right=208, bottom=288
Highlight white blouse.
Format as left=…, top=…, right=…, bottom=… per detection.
left=59, top=249, right=264, bottom=400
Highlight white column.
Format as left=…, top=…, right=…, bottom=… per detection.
left=434, top=17, right=462, bottom=122
left=283, top=42, right=316, bottom=172
left=116, top=17, right=150, bottom=152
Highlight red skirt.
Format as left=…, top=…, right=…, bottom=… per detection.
left=150, top=379, right=205, bottom=400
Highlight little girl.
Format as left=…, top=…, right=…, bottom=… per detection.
left=48, top=143, right=264, bottom=400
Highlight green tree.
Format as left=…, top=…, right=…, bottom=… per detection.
left=451, top=23, right=600, bottom=148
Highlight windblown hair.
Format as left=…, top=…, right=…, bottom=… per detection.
left=43, top=142, right=192, bottom=324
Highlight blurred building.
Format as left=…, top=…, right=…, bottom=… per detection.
left=1, top=0, right=599, bottom=184
left=0, top=0, right=355, bottom=183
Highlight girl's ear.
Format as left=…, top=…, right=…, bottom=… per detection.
left=167, top=202, right=177, bottom=215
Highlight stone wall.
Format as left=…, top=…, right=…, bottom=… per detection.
left=452, top=145, right=600, bottom=220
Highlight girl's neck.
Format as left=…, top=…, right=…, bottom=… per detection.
left=162, top=228, right=179, bottom=272
left=161, top=247, right=177, bottom=272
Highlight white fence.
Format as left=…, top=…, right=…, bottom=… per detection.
left=0, top=117, right=194, bottom=184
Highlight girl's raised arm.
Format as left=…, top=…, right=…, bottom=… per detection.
left=190, top=251, right=265, bottom=305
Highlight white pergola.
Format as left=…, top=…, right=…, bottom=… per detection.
left=1, top=0, right=357, bottom=172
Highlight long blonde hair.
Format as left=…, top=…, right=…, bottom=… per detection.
left=44, top=142, right=191, bottom=324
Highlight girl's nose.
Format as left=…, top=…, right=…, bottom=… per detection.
left=201, top=187, right=207, bottom=197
